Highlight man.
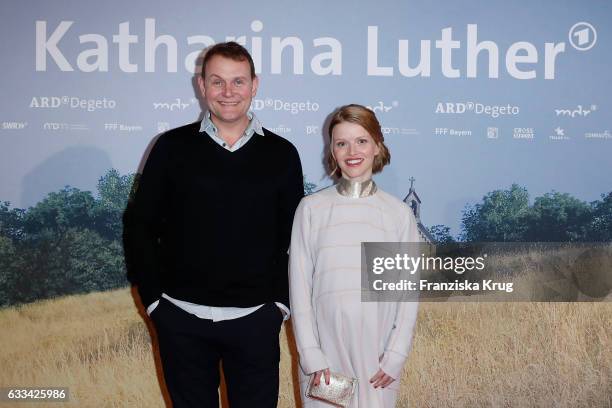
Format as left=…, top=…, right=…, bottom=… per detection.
left=124, top=41, right=304, bottom=407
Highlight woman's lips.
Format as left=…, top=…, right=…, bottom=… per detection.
left=345, top=158, right=364, bottom=166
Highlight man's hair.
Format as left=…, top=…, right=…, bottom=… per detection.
left=201, top=41, right=256, bottom=79
left=326, top=104, right=391, bottom=178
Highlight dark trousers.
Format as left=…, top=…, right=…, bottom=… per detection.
left=151, top=298, right=284, bottom=407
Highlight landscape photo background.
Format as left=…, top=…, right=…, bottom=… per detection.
left=1, top=0, right=611, bottom=406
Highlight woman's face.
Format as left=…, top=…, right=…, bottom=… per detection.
left=331, top=122, right=380, bottom=182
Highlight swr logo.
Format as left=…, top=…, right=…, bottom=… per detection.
left=2, top=122, right=28, bottom=130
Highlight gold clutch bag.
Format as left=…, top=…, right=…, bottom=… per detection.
left=305, top=371, right=357, bottom=407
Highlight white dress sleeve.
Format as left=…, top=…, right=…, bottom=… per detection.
left=380, top=209, right=421, bottom=380
left=289, top=199, right=329, bottom=374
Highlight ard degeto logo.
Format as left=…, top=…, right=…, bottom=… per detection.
left=569, top=22, right=597, bottom=51
left=436, top=102, right=519, bottom=118
left=30, top=96, right=116, bottom=112
left=251, top=98, right=319, bottom=115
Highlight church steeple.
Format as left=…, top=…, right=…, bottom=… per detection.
left=403, top=177, right=433, bottom=243
left=404, top=176, right=421, bottom=222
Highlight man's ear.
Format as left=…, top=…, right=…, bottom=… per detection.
left=197, top=75, right=206, bottom=98
left=251, top=76, right=259, bottom=97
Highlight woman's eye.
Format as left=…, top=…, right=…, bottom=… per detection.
left=358, top=138, right=368, bottom=144
left=336, top=142, right=345, bottom=147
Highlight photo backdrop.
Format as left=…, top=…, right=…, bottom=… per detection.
left=0, top=1, right=610, bottom=304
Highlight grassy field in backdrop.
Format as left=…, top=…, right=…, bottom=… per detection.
left=0, top=288, right=610, bottom=407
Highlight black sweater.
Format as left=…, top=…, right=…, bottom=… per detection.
left=123, top=121, right=304, bottom=308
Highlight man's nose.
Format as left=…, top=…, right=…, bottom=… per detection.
left=222, top=84, right=233, bottom=97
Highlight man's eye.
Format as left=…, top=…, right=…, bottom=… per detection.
left=234, top=79, right=244, bottom=86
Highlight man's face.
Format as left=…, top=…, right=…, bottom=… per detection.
left=198, top=55, right=258, bottom=127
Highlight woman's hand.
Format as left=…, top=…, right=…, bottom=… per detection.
left=312, top=368, right=331, bottom=386
left=369, top=369, right=395, bottom=388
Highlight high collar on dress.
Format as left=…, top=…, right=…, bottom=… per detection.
left=335, top=178, right=377, bottom=198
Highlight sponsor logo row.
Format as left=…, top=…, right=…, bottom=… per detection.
left=0, top=122, right=418, bottom=137
left=3, top=121, right=609, bottom=142
left=148, top=98, right=393, bottom=115
left=28, top=96, right=323, bottom=115
left=27, top=96, right=600, bottom=121
left=435, top=102, right=598, bottom=119
left=435, top=127, right=611, bottom=141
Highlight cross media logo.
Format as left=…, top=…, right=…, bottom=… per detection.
left=513, top=127, right=534, bottom=140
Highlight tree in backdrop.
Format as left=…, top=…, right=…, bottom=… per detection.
left=588, top=192, right=612, bottom=241
left=428, top=224, right=456, bottom=244
left=523, top=192, right=591, bottom=242
left=0, top=170, right=318, bottom=307
left=97, top=170, right=136, bottom=241
left=304, top=177, right=317, bottom=196
left=461, top=184, right=529, bottom=242
left=0, top=171, right=132, bottom=307
left=461, top=185, right=611, bottom=243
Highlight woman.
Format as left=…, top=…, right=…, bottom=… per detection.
left=289, top=104, right=421, bottom=407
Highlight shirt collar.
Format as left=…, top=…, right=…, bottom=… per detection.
left=199, top=111, right=264, bottom=138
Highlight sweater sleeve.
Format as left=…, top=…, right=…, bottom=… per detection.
left=122, top=135, right=170, bottom=309
left=275, top=144, right=304, bottom=308
left=289, top=199, right=329, bottom=374
left=380, top=210, right=421, bottom=380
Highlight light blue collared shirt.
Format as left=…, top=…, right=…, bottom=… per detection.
left=199, top=110, right=264, bottom=151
